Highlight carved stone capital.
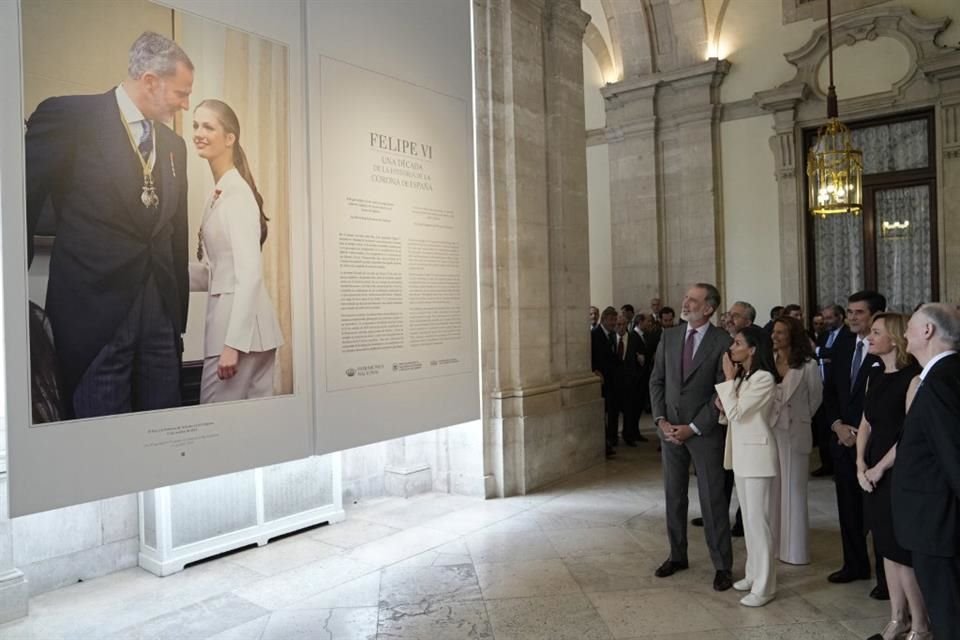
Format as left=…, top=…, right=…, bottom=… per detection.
left=545, top=0, right=590, bottom=42
left=755, top=83, right=809, bottom=114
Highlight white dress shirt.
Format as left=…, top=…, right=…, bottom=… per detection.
left=115, top=85, right=154, bottom=165
left=920, top=350, right=958, bottom=381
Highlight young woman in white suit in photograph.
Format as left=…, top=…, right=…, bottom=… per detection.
left=770, top=316, right=822, bottom=565
left=190, top=99, right=283, bottom=403
left=715, top=325, right=780, bottom=607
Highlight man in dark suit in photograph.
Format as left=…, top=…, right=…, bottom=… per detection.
left=650, top=283, right=734, bottom=591
left=894, top=303, right=960, bottom=639
left=592, top=306, right=619, bottom=456
left=822, top=290, right=886, bottom=597
left=26, top=31, right=193, bottom=420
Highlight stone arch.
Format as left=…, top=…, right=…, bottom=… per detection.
left=584, top=21, right=617, bottom=83
left=600, top=0, right=710, bottom=78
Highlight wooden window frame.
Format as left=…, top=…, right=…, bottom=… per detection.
left=803, top=108, right=939, bottom=309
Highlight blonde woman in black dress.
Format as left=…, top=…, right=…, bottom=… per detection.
left=856, top=313, right=927, bottom=640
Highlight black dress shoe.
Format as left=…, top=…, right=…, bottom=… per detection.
left=605, top=446, right=616, bottom=458
left=713, top=570, right=733, bottom=591
left=637, top=433, right=649, bottom=442
left=623, top=440, right=638, bottom=448
left=691, top=517, right=704, bottom=527
left=654, top=559, right=688, bottom=577
left=827, top=568, right=870, bottom=583
left=869, top=584, right=890, bottom=600
left=811, top=467, right=832, bottom=477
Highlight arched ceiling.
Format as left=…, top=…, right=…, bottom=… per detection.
left=584, top=0, right=713, bottom=81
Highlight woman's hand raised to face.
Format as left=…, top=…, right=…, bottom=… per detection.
left=722, top=351, right=738, bottom=381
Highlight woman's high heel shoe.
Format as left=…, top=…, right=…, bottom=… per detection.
left=866, top=619, right=910, bottom=640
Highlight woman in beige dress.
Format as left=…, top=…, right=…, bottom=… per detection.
left=190, top=99, right=283, bottom=403
left=770, top=316, right=822, bottom=565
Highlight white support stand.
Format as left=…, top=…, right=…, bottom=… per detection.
left=138, top=454, right=344, bottom=576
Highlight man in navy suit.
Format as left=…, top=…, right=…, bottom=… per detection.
left=894, top=304, right=960, bottom=638
left=811, top=304, right=853, bottom=477
left=26, top=32, right=193, bottom=420
left=822, top=290, right=886, bottom=596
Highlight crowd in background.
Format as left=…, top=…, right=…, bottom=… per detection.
left=589, top=288, right=960, bottom=640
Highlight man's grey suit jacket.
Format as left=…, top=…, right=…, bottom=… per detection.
left=649, top=323, right=732, bottom=439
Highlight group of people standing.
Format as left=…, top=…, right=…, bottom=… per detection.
left=591, top=284, right=960, bottom=640
left=590, top=304, right=662, bottom=456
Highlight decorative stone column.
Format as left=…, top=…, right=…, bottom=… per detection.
left=603, top=82, right=659, bottom=307
left=756, top=84, right=809, bottom=306
left=474, top=0, right=602, bottom=498
left=604, top=59, right=729, bottom=307
left=921, top=50, right=960, bottom=302
left=938, top=97, right=960, bottom=302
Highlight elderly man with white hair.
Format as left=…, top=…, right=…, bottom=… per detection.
left=891, top=303, right=960, bottom=640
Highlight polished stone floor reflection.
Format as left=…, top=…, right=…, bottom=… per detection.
left=0, top=444, right=890, bottom=639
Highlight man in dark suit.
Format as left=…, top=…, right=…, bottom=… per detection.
left=26, top=31, right=193, bottom=420
left=592, top=306, right=619, bottom=456
left=822, top=290, right=887, bottom=597
left=811, top=304, right=852, bottom=477
left=612, top=312, right=644, bottom=446
left=894, top=304, right=960, bottom=638
left=650, top=283, right=734, bottom=591
left=633, top=313, right=657, bottom=420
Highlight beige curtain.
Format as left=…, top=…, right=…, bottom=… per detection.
left=178, top=15, right=293, bottom=395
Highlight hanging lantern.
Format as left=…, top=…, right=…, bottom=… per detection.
left=806, top=0, right=863, bottom=217
left=807, top=118, right=862, bottom=217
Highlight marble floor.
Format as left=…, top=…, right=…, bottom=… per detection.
left=0, top=443, right=891, bottom=639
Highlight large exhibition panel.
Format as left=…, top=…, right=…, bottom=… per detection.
left=307, top=0, right=480, bottom=454
left=0, top=0, right=479, bottom=516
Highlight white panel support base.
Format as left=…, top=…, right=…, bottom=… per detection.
left=139, top=454, right=344, bottom=577
left=138, top=506, right=344, bottom=577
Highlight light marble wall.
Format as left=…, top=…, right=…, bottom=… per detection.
left=720, top=115, right=783, bottom=315
left=342, top=422, right=486, bottom=503
left=587, top=143, right=613, bottom=308
left=11, top=495, right=139, bottom=596
left=584, top=43, right=614, bottom=309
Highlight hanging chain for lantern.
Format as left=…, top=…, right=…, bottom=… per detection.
left=806, top=0, right=863, bottom=217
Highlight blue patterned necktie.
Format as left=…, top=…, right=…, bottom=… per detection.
left=138, top=119, right=153, bottom=163
left=850, top=339, right=864, bottom=388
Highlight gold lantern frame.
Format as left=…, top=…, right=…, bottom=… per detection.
left=806, top=0, right=864, bottom=217
left=807, top=118, right=863, bottom=217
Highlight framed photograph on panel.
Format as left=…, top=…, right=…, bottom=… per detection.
left=0, top=0, right=314, bottom=516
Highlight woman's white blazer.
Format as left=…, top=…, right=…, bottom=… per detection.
left=771, top=359, right=823, bottom=454
left=190, top=168, right=284, bottom=357
left=717, top=370, right=778, bottom=478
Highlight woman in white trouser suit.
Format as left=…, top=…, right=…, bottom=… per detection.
left=770, top=316, right=822, bottom=565
left=189, top=100, right=283, bottom=403
left=716, top=325, right=780, bottom=607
